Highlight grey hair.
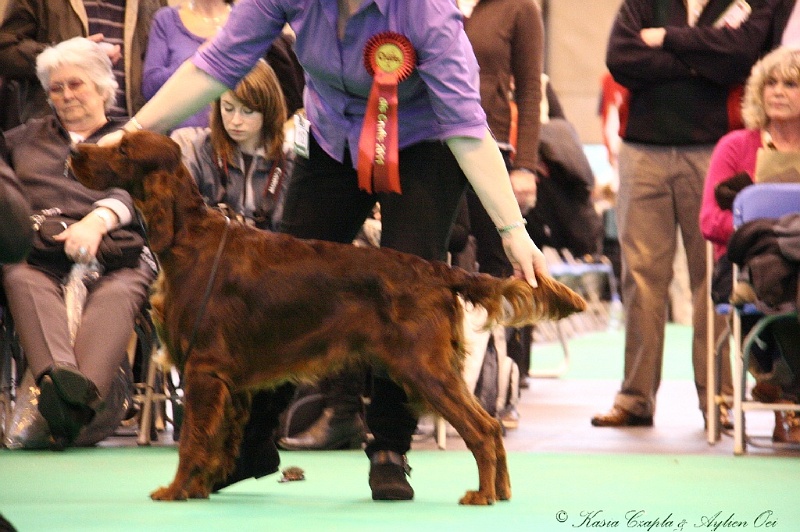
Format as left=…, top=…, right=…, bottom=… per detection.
left=742, top=46, right=800, bottom=130
left=36, top=37, right=118, bottom=113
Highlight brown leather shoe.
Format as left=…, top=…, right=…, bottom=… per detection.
left=773, top=409, right=800, bottom=444
left=591, top=406, right=653, bottom=427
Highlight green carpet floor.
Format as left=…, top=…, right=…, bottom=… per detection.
left=2, top=448, right=799, bottom=531
left=532, top=324, right=694, bottom=380
left=2, top=325, right=797, bottom=531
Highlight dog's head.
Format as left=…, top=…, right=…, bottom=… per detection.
left=71, top=130, right=196, bottom=253
left=71, top=130, right=183, bottom=200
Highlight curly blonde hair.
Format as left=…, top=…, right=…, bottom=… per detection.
left=742, top=47, right=800, bottom=130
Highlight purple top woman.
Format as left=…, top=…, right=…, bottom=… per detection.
left=142, top=1, right=234, bottom=129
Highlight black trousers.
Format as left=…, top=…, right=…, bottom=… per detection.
left=255, top=133, right=468, bottom=456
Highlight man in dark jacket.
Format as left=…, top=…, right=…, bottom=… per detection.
left=0, top=133, right=31, bottom=264
left=592, top=0, right=786, bottom=429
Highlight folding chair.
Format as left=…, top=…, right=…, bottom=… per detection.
left=727, top=183, right=800, bottom=454
left=706, top=241, right=732, bottom=445
left=0, top=299, right=24, bottom=443
left=1, top=287, right=176, bottom=448
left=129, top=308, right=183, bottom=446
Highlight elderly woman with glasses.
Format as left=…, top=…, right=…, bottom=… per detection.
left=1, top=37, right=156, bottom=449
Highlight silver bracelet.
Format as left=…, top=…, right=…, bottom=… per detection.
left=126, top=116, right=144, bottom=132
left=496, top=219, right=527, bottom=234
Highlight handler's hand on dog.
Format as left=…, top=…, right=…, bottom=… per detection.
left=97, top=129, right=125, bottom=147
left=501, top=229, right=547, bottom=287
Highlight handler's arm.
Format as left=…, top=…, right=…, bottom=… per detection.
left=100, top=61, right=228, bottom=144
left=446, top=130, right=547, bottom=285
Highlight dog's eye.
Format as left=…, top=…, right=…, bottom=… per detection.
left=118, top=144, right=128, bottom=157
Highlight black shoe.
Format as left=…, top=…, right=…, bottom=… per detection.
left=212, top=438, right=280, bottom=492
left=278, top=408, right=365, bottom=451
left=44, top=365, right=104, bottom=411
left=368, top=450, right=414, bottom=501
left=37, top=374, right=94, bottom=447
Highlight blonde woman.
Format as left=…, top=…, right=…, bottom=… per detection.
left=700, top=47, right=800, bottom=442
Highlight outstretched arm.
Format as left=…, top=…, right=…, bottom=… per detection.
left=99, top=61, right=228, bottom=145
left=447, top=130, right=547, bottom=286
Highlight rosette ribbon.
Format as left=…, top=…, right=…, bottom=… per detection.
left=357, top=32, right=416, bottom=194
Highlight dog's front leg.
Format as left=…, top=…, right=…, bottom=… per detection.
left=151, top=368, right=233, bottom=501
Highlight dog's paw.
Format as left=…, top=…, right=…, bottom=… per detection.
left=458, top=490, right=496, bottom=506
left=496, top=484, right=512, bottom=501
left=150, top=485, right=188, bottom=501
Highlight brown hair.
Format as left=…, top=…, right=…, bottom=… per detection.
left=210, top=59, right=288, bottom=163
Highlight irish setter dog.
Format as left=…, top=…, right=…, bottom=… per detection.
left=70, top=131, right=586, bottom=505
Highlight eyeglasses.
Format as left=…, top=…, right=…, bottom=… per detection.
left=48, top=78, right=88, bottom=96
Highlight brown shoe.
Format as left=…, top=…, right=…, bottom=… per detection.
left=591, top=406, right=653, bottom=427
left=774, top=409, right=800, bottom=444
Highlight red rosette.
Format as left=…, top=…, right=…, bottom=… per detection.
left=357, top=32, right=417, bottom=194
left=363, top=32, right=416, bottom=81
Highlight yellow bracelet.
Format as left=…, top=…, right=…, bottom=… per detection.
left=496, top=219, right=527, bottom=234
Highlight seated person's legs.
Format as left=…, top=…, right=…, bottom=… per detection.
left=2, top=259, right=154, bottom=447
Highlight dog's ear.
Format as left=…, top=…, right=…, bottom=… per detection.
left=142, top=170, right=177, bottom=254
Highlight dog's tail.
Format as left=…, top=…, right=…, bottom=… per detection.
left=449, top=268, right=586, bottom=329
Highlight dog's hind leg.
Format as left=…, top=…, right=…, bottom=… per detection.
left=395, top=345, right=509, bottom=505
left=151, top=367, right=234, bottom=501
left=444, top=384, right=509, bottom=505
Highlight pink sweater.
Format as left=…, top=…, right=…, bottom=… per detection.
left=700, top=128, right=759, bottom=260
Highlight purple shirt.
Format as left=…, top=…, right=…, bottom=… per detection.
left=143, top=6, right=212, bottom=129
left=193, top=0, right=487, bottom=166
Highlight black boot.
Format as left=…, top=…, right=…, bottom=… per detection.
left=368, top=450, right=413, bottom=501
left=278, top=407, right=365, bottom=450
left=278, top=368, right=366, bottom=451
left=213, top=383, right=295, bottom=492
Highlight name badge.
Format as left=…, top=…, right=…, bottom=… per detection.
left=294, top=113, right=310, bottom=159
left=714, top=0, right=750, bottom=29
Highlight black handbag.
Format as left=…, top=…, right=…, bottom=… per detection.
left=27, top=214, right=145, bottom=278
